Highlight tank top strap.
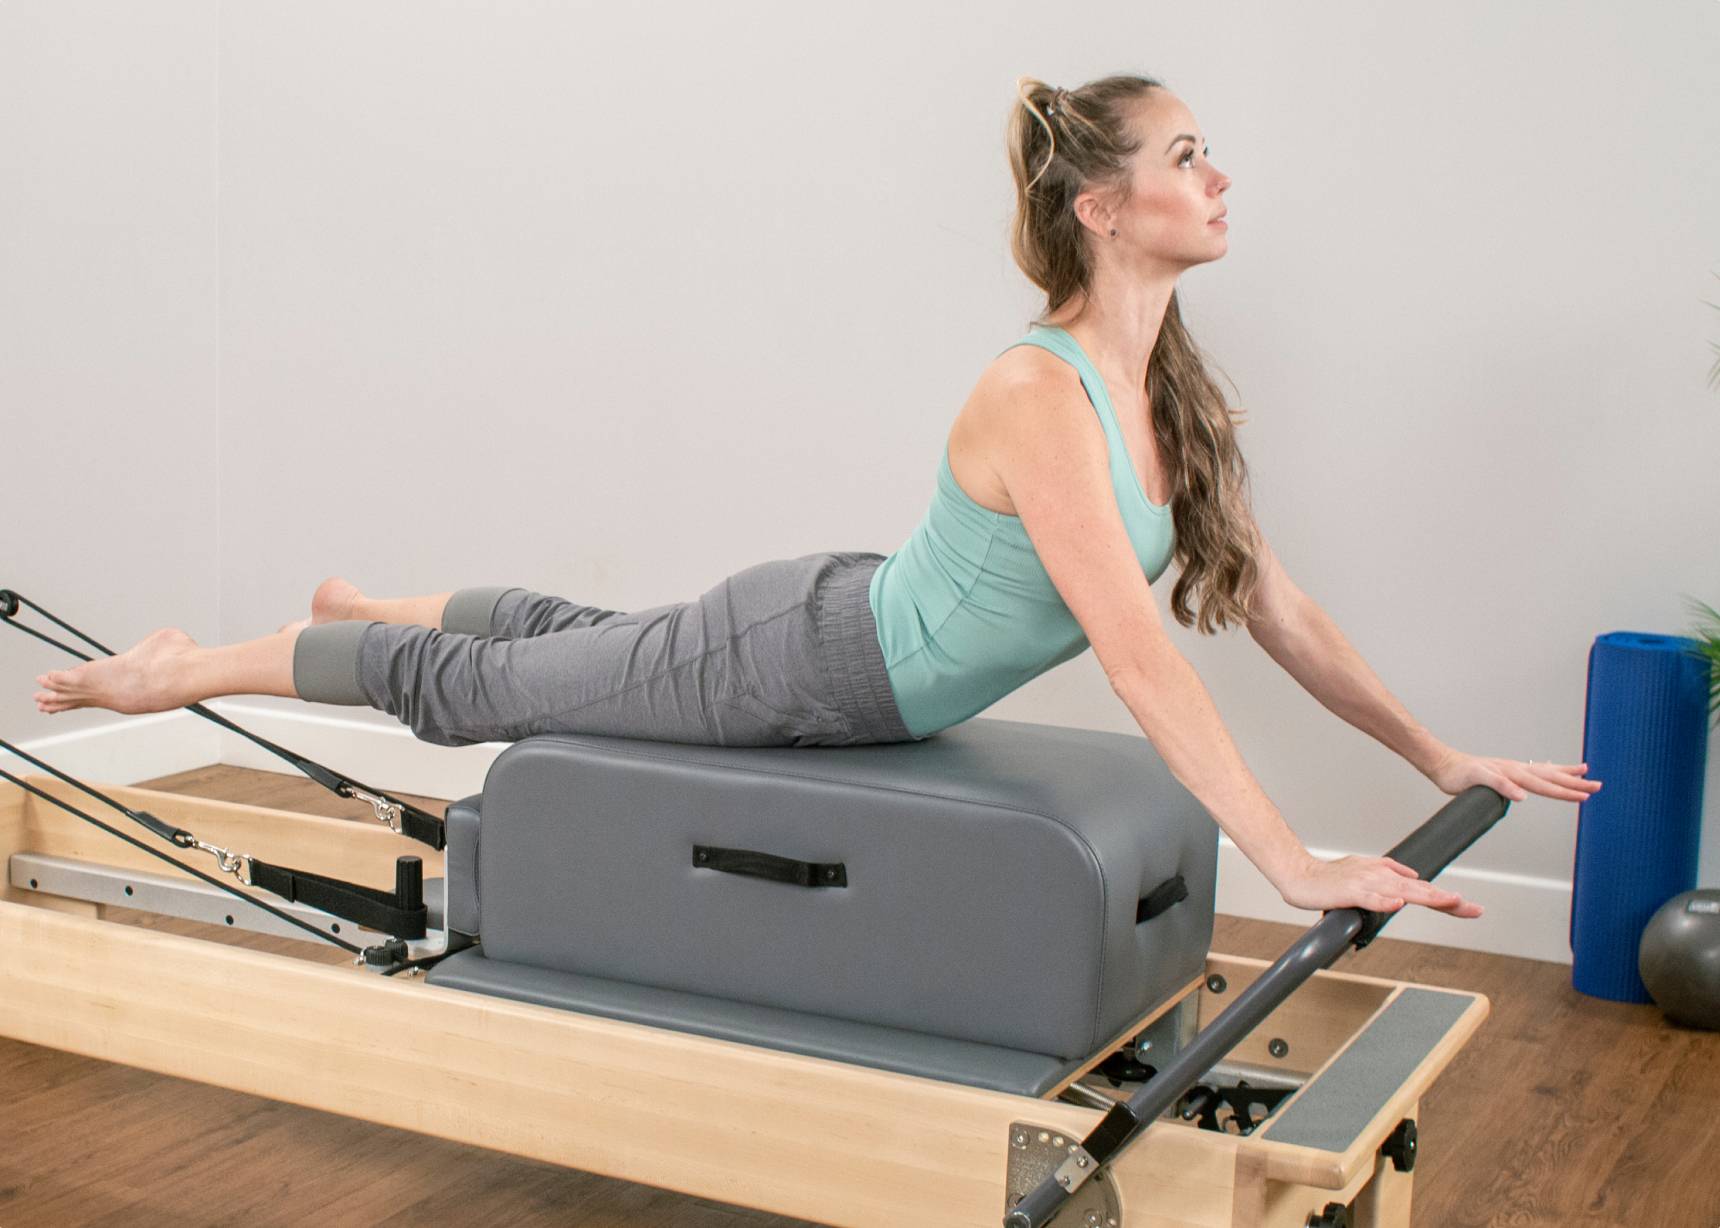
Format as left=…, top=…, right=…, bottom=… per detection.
left=997, top=326, right=1130, bottom=454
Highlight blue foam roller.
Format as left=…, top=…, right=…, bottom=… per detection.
left=1570, top=631, right=1711, bottom=1002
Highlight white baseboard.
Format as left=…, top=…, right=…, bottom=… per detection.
left=1215, top=842, right=1572, bottom=965
left=6, top=703, right=1576, bottom=967
left=0, top=711, right=222, bottom=787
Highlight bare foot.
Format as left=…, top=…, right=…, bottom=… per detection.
left=33, top=628, right=202, bottom=716
left=311, top=576, right=364, bottom=625
left=278, top=576, right=366, bottom=634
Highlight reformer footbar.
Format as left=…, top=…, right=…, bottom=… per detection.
left=0, top=588, right=446, bottom=849
left=1002, top=783, right=1508, bottom=1228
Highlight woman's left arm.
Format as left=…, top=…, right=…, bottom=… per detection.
left=1244, top=537, right=1601, bottom=805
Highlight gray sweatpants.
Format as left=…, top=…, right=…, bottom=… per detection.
left=290, top=550, right=919, bottom=749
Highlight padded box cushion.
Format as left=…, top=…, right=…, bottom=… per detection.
left=456, top=716, right=1217, bottom=1060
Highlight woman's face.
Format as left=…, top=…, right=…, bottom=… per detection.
left=1098, top=91, right=1231, bottom=267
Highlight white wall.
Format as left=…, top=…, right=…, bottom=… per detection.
left=0, top=2, right=220, bottom=748
left=6, top=1, right=1719, bottom=960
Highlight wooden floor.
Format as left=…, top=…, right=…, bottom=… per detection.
left=1, top=764, right=1716, bottom=1228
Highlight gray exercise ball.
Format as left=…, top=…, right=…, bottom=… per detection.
left=1638, top=888, right=1720, bottom=1031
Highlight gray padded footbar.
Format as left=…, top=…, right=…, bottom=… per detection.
left=428, top=716, right=1219, bottom=1084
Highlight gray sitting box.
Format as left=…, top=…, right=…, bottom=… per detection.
left=428, top=716, right=1218, bottom=1096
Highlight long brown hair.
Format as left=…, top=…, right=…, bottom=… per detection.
left=1007, top=73, right=1262, bottom=635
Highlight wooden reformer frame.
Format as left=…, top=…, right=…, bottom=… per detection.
left=0, top=775, right=1489, bottom=1228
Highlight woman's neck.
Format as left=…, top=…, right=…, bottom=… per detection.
left=1043, top=277, right=1176, bottom=394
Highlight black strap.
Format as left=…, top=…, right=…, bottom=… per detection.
left=278, top=757, right=445, bottom=851
left=693, top=844, right=847, bottom=888
left=387, top=802, right=447, bottom=851
left=1136, top=874, right=1189, bottom=923
left=248, top=856, right=427, bottom=940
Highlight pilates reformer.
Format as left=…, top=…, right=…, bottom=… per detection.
left=0, top=589, right=1504, bottom=1228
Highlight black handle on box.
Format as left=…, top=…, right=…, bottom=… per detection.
left=693, top=844, right=848, bottom=889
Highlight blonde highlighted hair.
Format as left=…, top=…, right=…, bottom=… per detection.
left=1007, top=73, right=1263, bottom=635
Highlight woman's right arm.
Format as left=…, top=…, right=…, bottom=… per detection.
left=983, top=362, right=1473, bottom=918
left=1106, top=642, right=1313, bottom=892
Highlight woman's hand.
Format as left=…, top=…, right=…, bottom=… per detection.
left=1274, top=853, right=1483, bottom=918
left=1266, top=746, right=1603, bottom=920
left=1421, top=746, right=1603, bottom=804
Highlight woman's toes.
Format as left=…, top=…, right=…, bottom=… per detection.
left=311, top=576, right=364, bottom=625
left=33, top=681, right=77, bottom=713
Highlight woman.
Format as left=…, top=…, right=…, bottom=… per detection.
left=32, top=73, right=1599, bottom=917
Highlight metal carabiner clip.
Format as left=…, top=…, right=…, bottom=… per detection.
left=344, top=785, right=404, bottom=836
left=191, top=839, right=254, bottom=886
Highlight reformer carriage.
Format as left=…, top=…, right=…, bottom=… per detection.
left=0, top=588, right=1500, bottom=1227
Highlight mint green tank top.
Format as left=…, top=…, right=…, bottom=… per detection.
left=866, top=324, right=1177, bottom=738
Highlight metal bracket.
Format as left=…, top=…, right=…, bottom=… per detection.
left=1006, top=1121, right=1122, bottom=1227
left=8, top=850, right=448, bottom=969
left=1132, top=991, right=1202, bottom=1067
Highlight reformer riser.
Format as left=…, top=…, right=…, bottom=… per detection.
left=0, top=778, right=1487, bottom=1227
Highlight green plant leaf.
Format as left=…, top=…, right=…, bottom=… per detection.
left=1680, top=593, right=1720, bottom=727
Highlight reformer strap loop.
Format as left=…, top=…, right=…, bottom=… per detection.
left=248, top=856, right=427, bottom=939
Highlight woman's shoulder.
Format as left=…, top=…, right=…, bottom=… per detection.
left=970, top=337, right=1083, bottom=417
left=946, top=339, right=1090, bottom=517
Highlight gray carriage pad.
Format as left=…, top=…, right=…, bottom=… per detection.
left=426, top=948, right=1088, bottom=1097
